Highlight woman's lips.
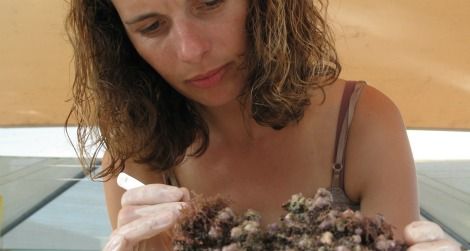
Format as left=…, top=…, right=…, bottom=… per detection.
left=186, top=64, right=229, bottom=89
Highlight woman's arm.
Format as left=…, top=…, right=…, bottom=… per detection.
left=347, top=85, right=461, bottom=250
left=345, top=84, right=419, bottom=241
left=102, top=152, right=125, bottom=229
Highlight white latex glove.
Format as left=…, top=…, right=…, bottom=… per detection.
left=103, top=183, right=190, bottom=251
left=405, top=221, right=462, bottom=251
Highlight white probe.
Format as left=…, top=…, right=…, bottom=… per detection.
left=117, top=172, right=145, bottom=190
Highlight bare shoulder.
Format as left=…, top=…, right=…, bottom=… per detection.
left=347, top=83, right=412, bottom=190
left=348, top=84, right=414, bottom=172
left=354, top=84, right=404, bottom=129
left=345, top=83, right=419, bottom=239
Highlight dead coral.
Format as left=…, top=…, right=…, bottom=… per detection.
left=173, top=188, right=407, bottom=251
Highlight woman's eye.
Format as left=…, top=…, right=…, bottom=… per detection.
left=197, top=0, right=225, bottom=10
left=140, top=20, right=164, bottom=35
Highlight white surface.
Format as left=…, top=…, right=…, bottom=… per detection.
left=0, top=127, right=104, bottom=158
left=0, top=127, right=469, bottom=161
left=408, top=130, right=470, bottom=161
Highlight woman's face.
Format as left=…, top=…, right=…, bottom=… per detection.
left=112, top=0, right=249, bottom=107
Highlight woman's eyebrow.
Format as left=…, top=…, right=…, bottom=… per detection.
left=124, top=12, right=160, bottom=25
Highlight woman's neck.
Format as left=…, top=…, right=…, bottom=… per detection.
left=197, top=99, right=277, bottom=147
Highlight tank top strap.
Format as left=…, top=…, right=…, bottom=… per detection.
left=329, top=81, right=366, bottom=209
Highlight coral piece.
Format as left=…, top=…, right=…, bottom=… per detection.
left=173, top=188, right=407, bottom=251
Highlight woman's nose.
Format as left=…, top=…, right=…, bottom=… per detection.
left=172, top=21, right=211, bottom=64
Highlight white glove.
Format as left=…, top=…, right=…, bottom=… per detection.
left=405, top=221, right=462, bottom=251
left=103, top=178, right=190, bottom=251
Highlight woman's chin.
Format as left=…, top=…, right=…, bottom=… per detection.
left=196, top=96, right=242, bottom=110
left=188, top=86, right=245, bottom=110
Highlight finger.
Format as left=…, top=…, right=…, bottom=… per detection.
left=180, top=187, right=191, bottom=202
left=117, top=202, right=186, bottom=227
left=407, top=239, right=461, bottom=251
left=121, top=184, right=183, bottom=206
left=112, top=210, right=177, bottom=250
left=404, top=221, right=445, bottom=245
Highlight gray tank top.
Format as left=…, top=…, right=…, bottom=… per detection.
left=162, top=81, right=365, bottom=211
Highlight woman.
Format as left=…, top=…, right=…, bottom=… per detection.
left=66, top=0, right=459, bottom=250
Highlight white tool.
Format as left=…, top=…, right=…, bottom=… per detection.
left=117, top=172, right=145, bottom=190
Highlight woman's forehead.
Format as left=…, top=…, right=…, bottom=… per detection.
left=111, top=0, right=178, bottom=18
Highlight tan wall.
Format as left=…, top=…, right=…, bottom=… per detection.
left=0, top=0, right=73, bottom=126
left=0, top=0, right=469, bottom=129
left=331, top=0, right=470, bottom=130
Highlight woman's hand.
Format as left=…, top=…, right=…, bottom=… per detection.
left=103, top=184, right=190, bottom=251
left=405, top=221, right=462, bottom=251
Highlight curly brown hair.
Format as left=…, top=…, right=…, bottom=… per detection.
left=65, top=0, right=341, bottom=179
